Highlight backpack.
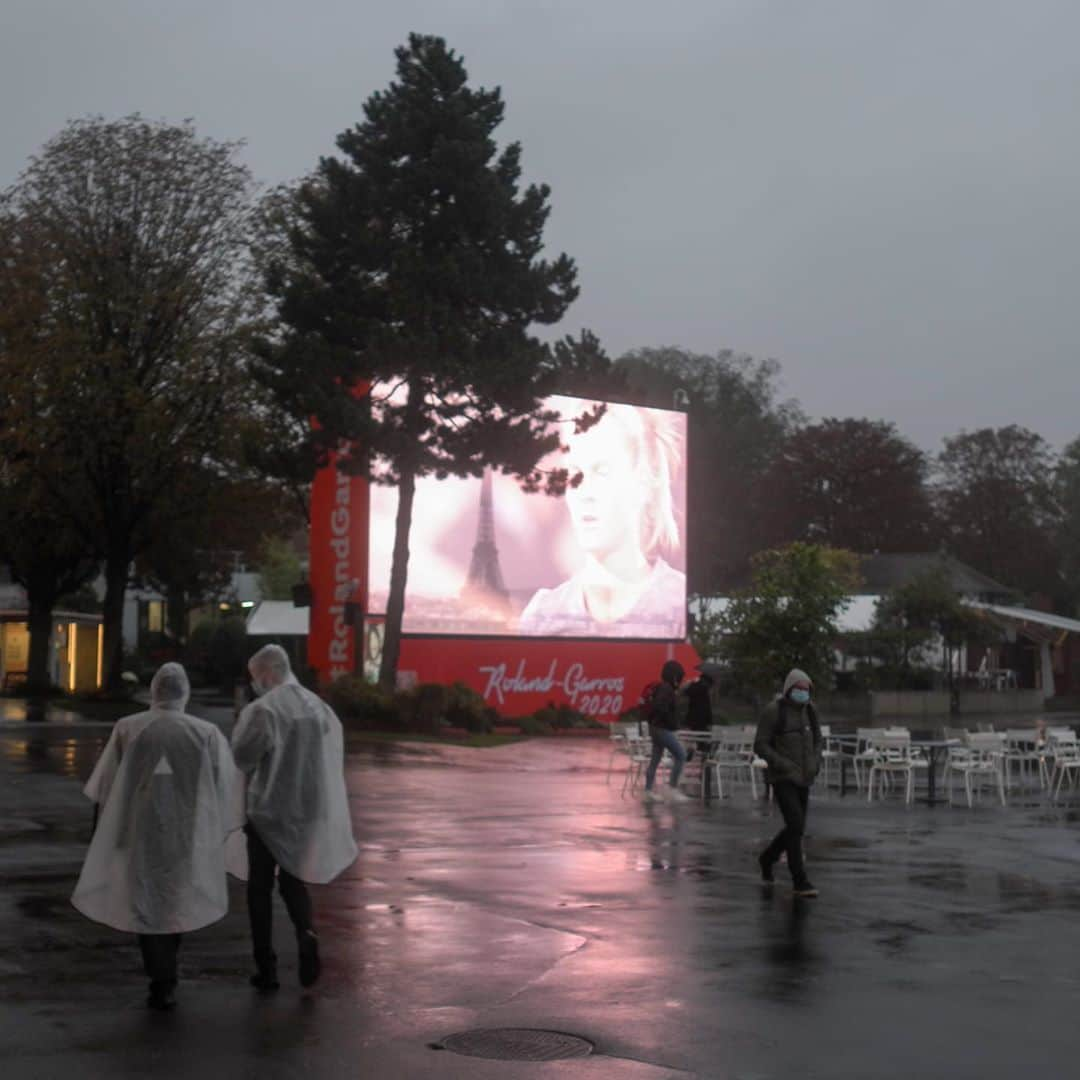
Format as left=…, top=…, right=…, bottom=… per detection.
left=639, top=681, right=662, bottom=710
left=638, top=681, right=667, bottom=728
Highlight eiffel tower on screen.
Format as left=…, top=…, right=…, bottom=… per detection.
left=461, top=469, right=510, bottom=616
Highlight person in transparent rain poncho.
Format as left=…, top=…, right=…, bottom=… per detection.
left=229, top=645, right=358, bottom=992
left=72, top=663, right=241, bottom=1010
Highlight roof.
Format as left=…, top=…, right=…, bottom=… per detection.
left=855, top=553, right=1017, bottom=600
left=965, top=601, right=1080, bottom=640
left=245, top=600, right=309, bottom=637
left=0, top=609, right=102, bottom=624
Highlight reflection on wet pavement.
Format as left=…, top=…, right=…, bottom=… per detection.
left=3, top=730, right=1080, bottom=1077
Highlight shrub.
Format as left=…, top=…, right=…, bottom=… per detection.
left=395, top=682, right=448, bottom=734
left=550, top=704, right=578, bottom=729
left=324, top=676, right=401, bottom=730
left=517, top=714, right=554, bottom=736
left=552, top=704, right=604, bottom=729
left=532, top=705, right=559, bottom=729
left=444, top=681, right=493, bottom=734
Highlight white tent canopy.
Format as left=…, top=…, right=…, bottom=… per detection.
left=964, top=601, right=1080, bottom=698
left=245, top=601, right=309, bottom=637
left=964, top=601, right=1080, bottom=637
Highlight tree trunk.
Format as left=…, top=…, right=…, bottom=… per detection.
left=25, top=591, right=57, bottom=694
left=101, top=549, right=130, bottom=693
left=378, top=466, right=417, bottom=691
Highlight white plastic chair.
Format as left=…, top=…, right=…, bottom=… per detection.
left=1003, top=729, right=1041, bottom=790
left=1039, top=728, right=1074, bottom=790
left=693, top=725, right=726, bottom=800
left=606, top=720, right=639, bottom=784
left=942, top=731, right=975, bottom=797
left=704, top=726, right=760, bottom=800
left=1048, top=731, right=1080, bottom=802
left=951, top=732, right=1006, bottom=808
left=866, top=731, right=920, bottom=804
left=818, top=724, right=840, bottom=789
left=852, top=727, right=880, bottom=792
left=620, top=730, right=652, bottom=795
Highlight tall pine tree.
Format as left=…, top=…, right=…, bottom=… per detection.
left=256, top=35, right=579, bottom=687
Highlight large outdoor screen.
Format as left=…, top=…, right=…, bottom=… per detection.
left=368, top=394, right=688, bottom=639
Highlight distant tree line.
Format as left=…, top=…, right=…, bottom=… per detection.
left=2, top=33, right=1078, bottom=696
left=603, top=348, right=1080, bottom=613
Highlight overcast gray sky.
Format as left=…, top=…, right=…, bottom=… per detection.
left=3, top=0, right=1078, bottom=451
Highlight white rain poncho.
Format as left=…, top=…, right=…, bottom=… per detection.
left=230, top=646, right=357, bottom=884
left=72, top=663, right=241, bottom=934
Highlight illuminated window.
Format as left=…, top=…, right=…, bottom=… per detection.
left=147, top=601, right=164, bottom=633
left=68, top=622, right=77, bottom=692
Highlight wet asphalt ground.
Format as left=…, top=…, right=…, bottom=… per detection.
left=2, top=700, right=1079, bottom=1078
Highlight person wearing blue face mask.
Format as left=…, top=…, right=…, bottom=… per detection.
left=753, top=668, right=823, bottom=898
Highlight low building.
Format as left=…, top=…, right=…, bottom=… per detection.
left=0, top=578, right=104, bottom=693
left=696, top=552, right=1080, bottom=702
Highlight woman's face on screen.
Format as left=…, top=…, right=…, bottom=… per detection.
left=564, top=414, right=645, bottom=560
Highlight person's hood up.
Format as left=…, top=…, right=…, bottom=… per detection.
left=248, top=643, right=296, bottom=695
left=661, top=660, right=685, bottom=687
left=782, top=668, right=812, bottom=696
left=149, top=662, right=190, bottom=711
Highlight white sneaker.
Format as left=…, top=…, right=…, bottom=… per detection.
left=667, top=788, right=691, bottom=803
left=643, top=789, right=663, bottom=803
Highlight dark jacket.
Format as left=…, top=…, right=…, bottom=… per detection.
left=648, top=682, right=679, bottom=732
left=646, top=660, right=684, bottom=734
left=683, top=680, right=713, bottom=731
left=753, top=697, right=822, bottom=788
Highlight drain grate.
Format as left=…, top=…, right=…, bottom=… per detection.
left=438, top=1028, right=594, bottom=1061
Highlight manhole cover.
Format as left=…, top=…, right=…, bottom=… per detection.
left=438, top=1028, right=594, bottom=1061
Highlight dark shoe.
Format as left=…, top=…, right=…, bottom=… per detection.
left=758, top=854, right=775, bottom=885
left=250, top=970, right=280, bottom=993
left=147, top=983, right=177, bottom=1011
left=298, top=930, right=321, bottom=988
left=793, top=880, right=819, bottom=898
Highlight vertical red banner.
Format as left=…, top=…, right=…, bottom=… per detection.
left=307, top=453, right=369, bottom=683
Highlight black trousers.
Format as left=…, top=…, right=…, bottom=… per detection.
left=761, top=781, right=811, bottom=885
left=246, top=825, right=313, bottom=973
left=138, top=933, right=182, bottom=990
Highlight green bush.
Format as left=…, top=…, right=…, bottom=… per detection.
left=444, top=681, right=493, bottom=734
left=848, top=661, right=938, bottom=692
left=324, top=676, right=401, bottom=730
left=394, top=682, right=448, bottom=734
left=517, top=714, right=554, bottom=736
left=551, top=704, right=578, bottom=729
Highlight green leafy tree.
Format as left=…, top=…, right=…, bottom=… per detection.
left=0, top=216, right=100, bottom=690
left=1056, top=436, right=1080, bottom=613
left=717, top=542, right=862, bottom=698
left=615, top=347, right=802, bottom=593
left=0, top=116, right=260, bottom=689
left=136, top=476, right=302, bottom=641
left=688, top=596, right=726, bottom=662
left=861, top=565, right=997, bottom=691
left=763, top=418, right=937, bottom=553
left=549, top=329, right=625, bottom=399
left=257, top=535, right=305, bottom=601
left=936, top=426, right=1061, bottom=601
left=255, top=35, right=579, bottom=688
